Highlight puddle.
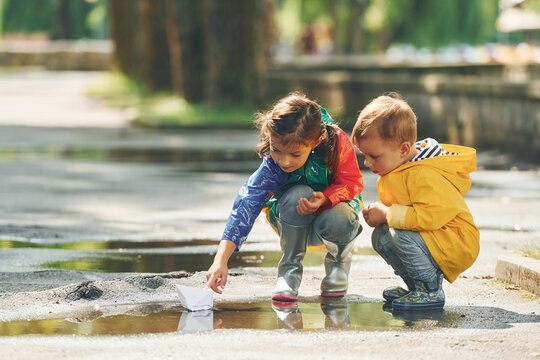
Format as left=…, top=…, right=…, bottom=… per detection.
left=42, top=248, right=376, bottom=273
left=0, top=301, right=409, bottom=336
left=2, top=297, right=537, bottom=336
left=0, top=146, right=259, bottom=166
left=0, top=239, right=375, bottom=273
left=2, top=300, right=534, bottom=336
left=0, top=239, right=220, bottom=250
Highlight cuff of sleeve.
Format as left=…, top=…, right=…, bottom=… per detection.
left=322, top=190, right=340, bottom=208
left=387, top=204, right=409, bottom=229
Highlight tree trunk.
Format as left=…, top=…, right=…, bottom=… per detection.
left=139, top=0, right=172, bottom=91
left=55, top=0, right=72, bottom=39
left=165, top=0, right=184, bottom=98
left=204, top=0, right=267, bottom=105
left=109, top=0, right=143, bottom=81
left=349, top=0, right=368, bottom=54
left=166, top=0, right=206, bottom=102
left=110, top=0, right=270, bottom=105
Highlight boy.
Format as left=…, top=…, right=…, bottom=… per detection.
left=351, top=94, right=479, bottom=310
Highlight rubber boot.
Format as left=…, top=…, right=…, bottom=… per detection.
left=382, top=276, right=416, bottom=302
left=271, top=300, right=303, bottom=329
left=392, top=272, right=445, bottom=311
left=321, top=300, right=350, bottom=329
left=320, top=226, right=360, bottom=297
left=271, top=219, right=309, bottom=301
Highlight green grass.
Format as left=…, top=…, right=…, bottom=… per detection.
left=520, top=243, right=540, bottom=260
left=85, top=72, right=256, bottom=128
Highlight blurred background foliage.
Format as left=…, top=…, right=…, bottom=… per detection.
left=0, top=0, right=109, bottom=39
left=0, top=0, right=528, bottom=48
left=1, top=0, right=539, bottom=125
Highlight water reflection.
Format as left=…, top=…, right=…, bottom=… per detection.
left=0, top=239, right=376, bottom=273
left=1, top=301, right=538, bottom=336
left=177, top=310, right=213, bottom=333
left=0, top=301, right=403, bottom=336
left=0, top=239, right=220, bottom=250
left=40, top=248, right=376, bottom=273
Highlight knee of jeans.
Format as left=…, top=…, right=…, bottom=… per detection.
left=276, top=185, right=315, bottom=225
left=313, top=204, right=357, bottom=244
left=371, top=225, right=388, bottom=253
left=388, top=228, right=417, bottom=252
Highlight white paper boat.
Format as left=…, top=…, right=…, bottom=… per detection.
left=177, top=310, right=214, bottom=333
left=176, top=284, right=213, bottom=311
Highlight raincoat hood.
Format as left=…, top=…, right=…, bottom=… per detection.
left=391, top=144, right=476, bottom=196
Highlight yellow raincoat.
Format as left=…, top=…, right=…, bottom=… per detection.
left=378, top=144, right=480, bottom=283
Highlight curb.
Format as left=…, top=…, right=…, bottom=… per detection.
left=495, top=254, right=540, bottom=296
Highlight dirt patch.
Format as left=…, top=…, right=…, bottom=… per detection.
left=65, top=282, right=103, bottom=301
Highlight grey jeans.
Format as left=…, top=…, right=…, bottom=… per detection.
left=276, top=185, right=361, bottom=246
left=371, top=224, right=440, bottom=284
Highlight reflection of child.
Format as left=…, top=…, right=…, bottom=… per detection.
left=206, top=93, right=364, bottom=301
left=351, top=94, right=479, bottom=310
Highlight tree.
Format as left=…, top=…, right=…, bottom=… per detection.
left=110, top=0, right=274, bottom=104
left=109, top=0, right=143, bottom=81
left=165, top=0, right=206, bottom=101
left=139, top=0, right=172, bottom=91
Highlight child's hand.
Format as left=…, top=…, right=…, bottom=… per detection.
left=362, top=203, right=389, bottom=227
left=297, top=191, right=328, bottom=215
left=205, top=261, right=228, bottom=294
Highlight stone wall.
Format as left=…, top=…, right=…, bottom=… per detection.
left=0, top=40, right=112, bottom=71
left=267, top=61, right=540, bottom=161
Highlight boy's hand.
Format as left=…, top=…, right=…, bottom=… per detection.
left=297, top=191, right=329, bottom=215
left=206, top=261, right=228, bottom=294
left=362, top=203, right=389, bottom=227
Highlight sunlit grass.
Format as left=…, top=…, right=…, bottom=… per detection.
left=85, top=72, right=256, bottom=128
left=520, top=243, right=540, bottom=260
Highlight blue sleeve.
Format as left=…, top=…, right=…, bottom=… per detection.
left=222, top=157, right=289, bottom=250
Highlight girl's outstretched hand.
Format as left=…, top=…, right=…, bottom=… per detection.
left=206, top=261, right=228, bottom=294
left=297, top=191, right=329, bottom=215
left=205, top=240, right=236, bottom=294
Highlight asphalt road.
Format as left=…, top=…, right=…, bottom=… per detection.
left=0, top=70, right=538, bottom=360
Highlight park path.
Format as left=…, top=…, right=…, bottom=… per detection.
left=0, top=70, right=127, bottom=128
left=0, top=69, right=538, bottom=359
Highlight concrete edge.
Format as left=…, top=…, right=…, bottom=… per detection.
left=495, top=253, right=540, bottom=296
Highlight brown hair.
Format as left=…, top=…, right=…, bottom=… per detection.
left=255, top=92, right=340, bottom=174
left=352, top=93, right=417, bottom=147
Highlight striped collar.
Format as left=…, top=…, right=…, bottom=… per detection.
left=410, top=138, right=456, bottom=162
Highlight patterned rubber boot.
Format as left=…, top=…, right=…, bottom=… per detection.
left=382, top=277, right=415, bottom=302
left=392, top=272, right=445, bottom=311
left=271, top=219, right=308, bottom=302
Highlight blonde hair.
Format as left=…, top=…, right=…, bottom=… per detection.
left=255, top=92, right=340, bottom=173
left=352, top=93, right=417, bottom=146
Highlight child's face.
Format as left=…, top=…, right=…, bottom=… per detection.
left=269, top=137, right=319, bottom=173
left=355, top=136, right=408, bottom=176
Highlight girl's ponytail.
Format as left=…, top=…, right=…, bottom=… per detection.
left=315, top=124, right=340, bottom=174
left=255, top=111, right=271, bottom=157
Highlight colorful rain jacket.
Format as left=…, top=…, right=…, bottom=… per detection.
left=222, top=109, right=364, bottom=251
left=378, top=139, right=480, bottom=283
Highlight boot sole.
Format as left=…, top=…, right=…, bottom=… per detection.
left=392, top=301, right=445, bottom=311
left=271, top=294, right=298, bottom=302
left=271, top=300, right=298, bottom=309
left=321, top=291, right=346, bottom=297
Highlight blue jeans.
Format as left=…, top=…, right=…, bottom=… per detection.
left=371, top=224, right=440, bottom=284
left=276, top=185, right=360, bottom=246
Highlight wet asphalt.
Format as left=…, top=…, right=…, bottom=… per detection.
left=0, top=70, right=538, bottom=359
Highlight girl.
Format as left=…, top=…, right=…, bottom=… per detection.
left=206, top=93, right=364, bottom=301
